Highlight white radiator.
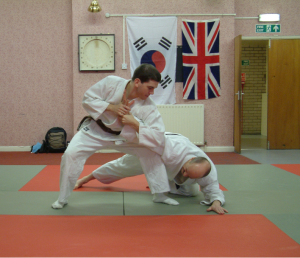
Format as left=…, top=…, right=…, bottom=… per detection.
left=157, top=104, right=204, bottom=145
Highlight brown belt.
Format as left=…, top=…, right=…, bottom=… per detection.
left=77, top=116, right=121, bottom=135
left=95, top=119, right=121, bottom=135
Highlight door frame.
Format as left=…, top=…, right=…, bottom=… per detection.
left=234, top=35, right=242, bottom=153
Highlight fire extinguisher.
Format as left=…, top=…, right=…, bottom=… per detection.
left=241, top=73, right=246, bottom=91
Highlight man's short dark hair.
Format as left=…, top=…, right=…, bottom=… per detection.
left=132, top=64, right=161, bottom=83
left=190, top=157, right=211, bottom=177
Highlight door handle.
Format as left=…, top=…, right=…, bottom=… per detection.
left=235, top=91, right=244, bottom=100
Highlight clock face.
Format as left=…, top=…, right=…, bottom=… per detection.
left=78, top=34, right=115, bottom=71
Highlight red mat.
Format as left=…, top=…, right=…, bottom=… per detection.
left=0, top=152, right=124, bottom=165
left=0, top=151, right=259, bottom=165
left=272, top=164, right=300, bottom=176
left=20, top=165, right=150, bottom=192
left=19, top=165, right=227, bottom=192
left=206, top=152, right=260, bottom=164
left=1, top=214, right=299, bottom=257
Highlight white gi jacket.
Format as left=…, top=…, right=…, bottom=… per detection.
left=81, top=75, right=165, bottom=154
left=92, top=132, right=225, bottom=206
left=79, top=75, right=168, bottom=194
left=161, top=134, right=225, bottom=206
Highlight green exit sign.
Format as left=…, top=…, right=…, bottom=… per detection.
left=256, top=24, right=281, bottom=33
left=242, top=60, right=250, bottom=66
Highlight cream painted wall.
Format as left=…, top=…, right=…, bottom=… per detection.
left=0, top=0, right=73, bottom=146
left=1, top=0, right=300, bottom=147
left=235, top=0, right=300, bottom=37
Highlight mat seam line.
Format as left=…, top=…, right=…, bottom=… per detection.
left=123, top=191, right=125, bottom=216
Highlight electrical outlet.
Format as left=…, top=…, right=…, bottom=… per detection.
left=122, top=63, right=127, bottom=70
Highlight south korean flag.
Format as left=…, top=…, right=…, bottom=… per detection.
left=127, top=16, right=177, bottom=104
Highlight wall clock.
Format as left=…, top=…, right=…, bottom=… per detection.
left=78, top=34, right=115, bottom=71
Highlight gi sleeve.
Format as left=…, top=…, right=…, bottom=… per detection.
left=198, top=179, right=225, bottom=206
left=120, top=124, right=139, bottom=144
left=120, top=106, right=165, bottom=155
left=138, top=108, right=165, bottom=149
left=82, top=77, right=116, bottom=120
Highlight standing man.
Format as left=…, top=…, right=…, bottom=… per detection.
left=75, top=133, right=228, bottom=215
left=52, top=64, right=178, bottom=209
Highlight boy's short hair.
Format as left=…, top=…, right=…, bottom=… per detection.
left=132, top=64, right=161, bottom=83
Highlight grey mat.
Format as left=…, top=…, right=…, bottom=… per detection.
left=0, top=165, right=45, bottom=191
left=123, top=191, right=219, bottom=216
left=223, top=190, right=300, bottom=215
left=241, top=149, right=300, bottom=164
left=217, top=164, right=300, bottom=191
left=265, top=214, right=300, bottom=244
left=0, top=191, right=124, bottom=216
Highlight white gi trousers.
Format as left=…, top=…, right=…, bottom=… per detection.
left=57, top=130, right=169, bottom=204
left=91, top=154, right=200, bottom=197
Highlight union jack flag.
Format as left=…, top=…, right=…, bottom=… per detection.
left=182, top=19, right=221, bottom=100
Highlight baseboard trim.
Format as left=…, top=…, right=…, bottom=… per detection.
left=95, top=149, right=121, bottom=153
left=0, top=146, right=32, bottom=152
left=199, top=146, right=235, bottom=152
left=0, top=146, right=235, bottom=153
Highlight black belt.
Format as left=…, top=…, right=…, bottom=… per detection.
left=77, top=116, right=121, bottom=135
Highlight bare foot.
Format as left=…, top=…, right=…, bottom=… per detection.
left=74, top=176, right=90, bottom=189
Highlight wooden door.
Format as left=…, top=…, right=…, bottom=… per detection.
left=268, top=39, right=300, bottom=149
left=234, top=35, right=242, bottom=153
